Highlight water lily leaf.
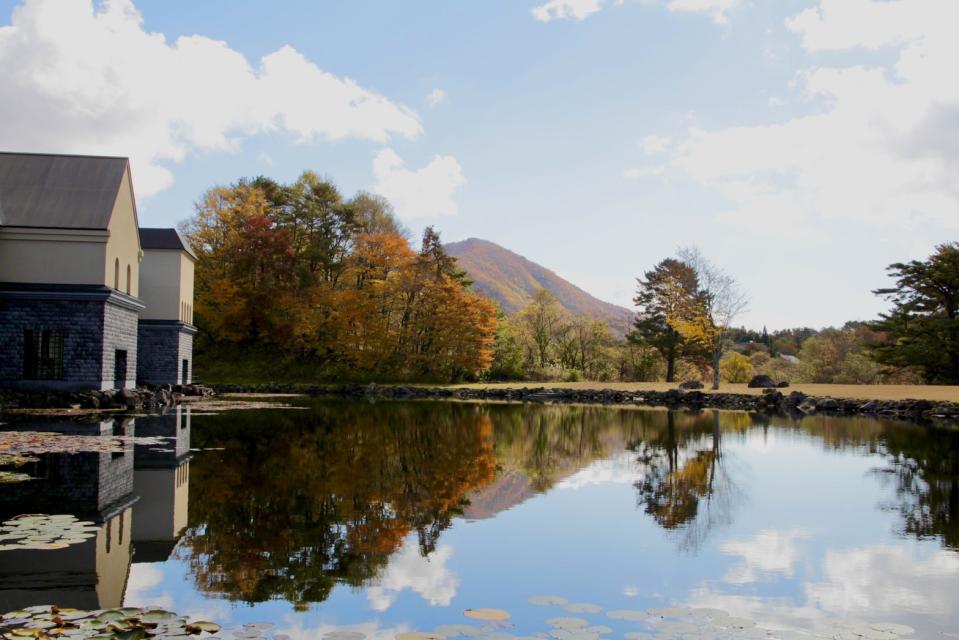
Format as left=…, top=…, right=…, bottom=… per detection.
left=463, top=610, right=510, bottom=622
left=605, top=611, right=647, bottom=622
left=544, top=619, right=588, bottom=630
left=528, top=597, right=568, bottom=607
left=434, top=626, right=480, bottom=638
left=562, top=604, right=601, bottom=615
left=191, top=622, right=222, bottom=633
left=396, top=633, right=445, bottom=640
left=115, top=630, right=146, bottom=640
left=321, top=632, right=364, bottom=640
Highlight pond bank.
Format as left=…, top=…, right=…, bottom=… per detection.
left=0, top=384, right=214, bottom=415
left=212, top=383, right=959, bottom=423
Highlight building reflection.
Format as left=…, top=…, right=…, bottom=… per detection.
left=132, top=406, right=191, bottom=563
left=0, top=409, right=192, bottom=611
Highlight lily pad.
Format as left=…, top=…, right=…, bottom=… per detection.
left=528, top=597, right=569, bottom=607
left=463, top=610, right=510, bottom=622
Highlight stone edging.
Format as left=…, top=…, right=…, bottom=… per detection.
left=211, top=383, right=959, bottom=423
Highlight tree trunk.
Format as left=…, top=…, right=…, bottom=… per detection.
left=712, top=346, right=721, bottom=390
left=666, top=353, right=676, bottom=382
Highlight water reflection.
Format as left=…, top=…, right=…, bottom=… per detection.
left=0, top=401, right=958, bottom=634
left=0, top=408, right=190, bottom=611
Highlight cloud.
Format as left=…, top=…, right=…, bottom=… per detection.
left=663, top=0, right=742, bottom=25
left=556, top=451, right=642, bottom=489
left=631, top=1, right=959, bottom=233
left=372, top=148, right=466, bottom=218
left=530, top=0, right=741, bottom=23
left=366, top=542, right=459, bottom=612
left=427, top=88, right=448, bottom=107
left=720, top=529, right=812, bottom=585
left=531, top=0, right=604, bottom=22
left=641, top=135, right=671, bottom=155
left=804, top=545, right=959, bottom=616
left=0, top=0, right=422, bottom=197
left=124, top=563, right=174, bottom=610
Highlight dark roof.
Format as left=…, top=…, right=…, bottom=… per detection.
left=140, top=227, right=197, bottom=259
left=0, top=152, right=129, bottom=230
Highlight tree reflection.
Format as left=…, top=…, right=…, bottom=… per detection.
left=632, top=411, right=746, bottom=552
left=177, top=402, right=496, bottom=608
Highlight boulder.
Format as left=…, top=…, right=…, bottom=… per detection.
left=776, top=381, right=790, bottom=388
left=678, top=380, right=704, bottom=390
left=747, top=374, right=777, bottom=389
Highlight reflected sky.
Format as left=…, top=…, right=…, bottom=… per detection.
left=1, top=401, right=958, bottom=638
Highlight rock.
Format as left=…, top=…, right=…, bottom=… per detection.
left=817, top=397, right=840, bottom=411
left=678, top=380, right=704, bottom=390
left=748, top=374, right=777, bottom=388
left=785, top=391, right=807, bottom=407
left=776, top=381, right=790, bottom=388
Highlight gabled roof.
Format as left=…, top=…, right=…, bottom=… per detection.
left=0, top=152, right=130, bottom=230
left=140, top=227, right=197, bottom=260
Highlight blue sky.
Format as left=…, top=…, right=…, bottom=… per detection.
left=1, top=0, right=956, bottom=329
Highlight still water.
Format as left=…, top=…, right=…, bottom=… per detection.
left=1, top=400, right=958, bottom=639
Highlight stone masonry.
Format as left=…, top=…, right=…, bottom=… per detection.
left=0, top=285, right=144, bottom=391
left=137, top=321, right=196, bottom=385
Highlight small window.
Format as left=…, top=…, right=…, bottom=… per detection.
left=24, top=330, right=65, bottom=380
left=114, top=258, right=120, bottom=289
left=126, top=264, right=131, bottom=294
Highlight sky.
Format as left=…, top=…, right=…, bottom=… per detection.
left=0, top=0, right=956, bottom=330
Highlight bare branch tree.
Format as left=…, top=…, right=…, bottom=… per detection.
left=677, top=247, right=749, bottom=390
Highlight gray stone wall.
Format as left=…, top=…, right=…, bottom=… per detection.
left=101, top=301, right=139, bottom=390
left=0, top=296, right=105, bottom=390
left=0, top=287, right=143, bottom=391
left=137, top=322, right=195, bottom=385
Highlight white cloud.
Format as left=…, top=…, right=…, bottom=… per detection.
left=124, top=563, right=174, bottom=610
left=0, top=0, right=422, bottom=196
left=366, top=542, right=459, bottom=612
left=372, top=148, right=466, bottom=218
left=720, top=529, right=812, bottom=585
left=641, top=134, right=671, bottom=155
left=664, top=0, right=742, bottom=24
left=427, top=88, right=448, bottom=107
left=556, top=451, right=642, bottom=489
left=805, top=545, right=959, bottom=616
left=531, top=0, right=604, bottom=22
left=531, top=0, right=741, bottom=23
left=632, top=1, right=959, bottom=233
left=768, top=96, right=785, bottom=107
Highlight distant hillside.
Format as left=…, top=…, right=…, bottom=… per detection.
left=446, top=238, right=633, bottom=332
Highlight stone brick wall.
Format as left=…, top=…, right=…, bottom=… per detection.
left=101, top=301, right=139, bottom=390
left=137, top=322, right=195, bottom=385
left=0, top=296, right=105, bottom=390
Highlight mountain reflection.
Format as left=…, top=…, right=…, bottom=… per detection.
left=0, top=401, right=957, bottom=613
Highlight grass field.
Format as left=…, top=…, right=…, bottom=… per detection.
left=444, top=382, right=959, bottom=402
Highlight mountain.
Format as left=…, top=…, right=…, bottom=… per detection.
left=445, top=237, right=633, bottom=332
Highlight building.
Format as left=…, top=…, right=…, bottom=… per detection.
left=0, top=151, right=195, bottom=390
left=137, top=229, right=196, bottom=385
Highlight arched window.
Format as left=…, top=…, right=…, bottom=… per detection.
left=126, top=265, right=131, bottom=294
left=114, top=259, right=120, bottom=289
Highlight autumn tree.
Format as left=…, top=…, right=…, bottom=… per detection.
left=630, top=259, right=708, bottom=382
left=871, top=243, right=959, bottom=384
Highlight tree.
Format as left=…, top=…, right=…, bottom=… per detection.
left=676, top=247, right=749, bottom=390
left=719, top=352, right=754, bottom=383
left=871, top=243, right=959, bottom=384
left=517, top=289, right=569, bottom=370
left=630, top=258, right=708, bottom=382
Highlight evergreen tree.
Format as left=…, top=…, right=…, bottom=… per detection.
left=870, top=243, right=959, bottom=384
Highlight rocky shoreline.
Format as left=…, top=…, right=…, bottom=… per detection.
left=0, top=384, right=214, bottom=414
left=212, top=383, right=959, bottom=423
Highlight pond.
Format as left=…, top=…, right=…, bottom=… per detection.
left=1, top=400, right=958, bottom=639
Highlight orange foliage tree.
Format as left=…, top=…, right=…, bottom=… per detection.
left=182, top=174, right=496, bottom=381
